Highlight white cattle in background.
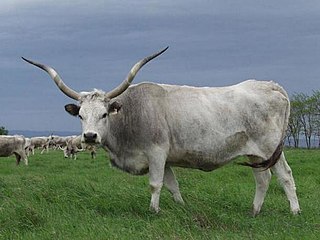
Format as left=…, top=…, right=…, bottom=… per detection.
left=0, top=135, right=28, bottom=165
left=50, top=135, right=73, bottom=150
left=26, top=136, right=51, bottom=155
left=61, top=135, right=97, bottom=160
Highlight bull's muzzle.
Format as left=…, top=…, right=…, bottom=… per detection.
left=83, top=132, right=98, bottom=144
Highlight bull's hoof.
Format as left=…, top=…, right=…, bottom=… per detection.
left=251, top=205, right=261, bottom=217
left=174, top=195, right=185, bottom=205
left=149, top=205, right=161, bottom=214
left=292, top=208, right=301, bottom=215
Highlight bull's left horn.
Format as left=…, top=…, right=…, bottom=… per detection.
left=105, top=46, right=169, bottom=99
left=21, top=57, right=80, bottom=100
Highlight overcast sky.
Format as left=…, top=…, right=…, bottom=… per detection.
left=1, top=0, right=320, bottom=132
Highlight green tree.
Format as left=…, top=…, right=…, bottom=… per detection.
left=288, top=95, right=303, bottom=148
left=0, top=126, right=8, bottom=135
left=311, top=90, right=320, bottom=147
left=289, top=91, right=320, bottom=148
left=300, top=93, right=315, bottom=149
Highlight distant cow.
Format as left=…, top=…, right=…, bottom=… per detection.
left=61, top=135, right=97, bottom=160
left=27, top=136, right=51, bottom=155
left=50, top=135, right=72, bottom=150
left=0, top=135, right=28, bottom=165
left=23, top=47, right=300, bottom=216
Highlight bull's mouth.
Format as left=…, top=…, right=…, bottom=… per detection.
left=83, top=139, right=97, bottom=144
left=81, top=139, right=100, bottom=146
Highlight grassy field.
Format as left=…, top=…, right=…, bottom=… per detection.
left=0, top=148, right=319, bottom=239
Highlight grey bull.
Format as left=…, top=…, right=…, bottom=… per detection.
left=22, top=47, right=300, bottom=215
left=0, top=135, right=28, bottom=165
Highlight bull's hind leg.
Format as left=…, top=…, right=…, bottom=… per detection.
left=251, top=162, right=272, bottom=216
left=163, top=166, right=184, bottom=204
left=271, top=152, right=300, bottom=214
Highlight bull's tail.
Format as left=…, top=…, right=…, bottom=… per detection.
left=239, top=140, right=284, bottom=170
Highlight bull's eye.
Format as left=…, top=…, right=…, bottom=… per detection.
left=79, top=115, right=83, bottom=120
left=102, top=113, right=108, bottom=119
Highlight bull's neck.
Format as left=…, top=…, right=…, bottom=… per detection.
left=101, top=126, right=119, bottom=156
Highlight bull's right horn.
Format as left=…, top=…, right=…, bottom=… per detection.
left=105, top=47, right=169, bottom=99
left=21, top=57, right=80, bottom=100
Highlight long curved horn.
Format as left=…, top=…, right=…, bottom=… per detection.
left=105, top=46, right=169, bottom=99
left=21, top=57, right=80, bottom=100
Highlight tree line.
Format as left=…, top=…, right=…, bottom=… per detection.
left=0, top=126, right=8, bottom=135
left=287, top=90, right=320, bottom=148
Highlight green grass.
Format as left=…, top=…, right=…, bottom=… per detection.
left=0, top=148, right=319, bottom=239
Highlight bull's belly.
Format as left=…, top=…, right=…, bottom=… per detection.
left=167, top=152, right=224, bottom=171
left=107, top=140, right=244, bottom=174
left=167, top=131, right=250, bottom=171
left=169, top=160, right=222, bottom=172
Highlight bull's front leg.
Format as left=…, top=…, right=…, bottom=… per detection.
left=148, top=149, right=167, bottom=213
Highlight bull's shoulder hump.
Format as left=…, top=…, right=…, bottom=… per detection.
left=126, top=82, right=169, bottom=96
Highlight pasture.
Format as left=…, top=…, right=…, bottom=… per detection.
left=0, top=148, right=319, bottom=239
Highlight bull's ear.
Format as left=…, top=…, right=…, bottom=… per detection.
left=108, top=101, right=122, bottom=115
left=65, top=104, right=80, bottom=116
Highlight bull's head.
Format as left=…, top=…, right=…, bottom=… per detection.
left=22, top=47, right=168, bottom=145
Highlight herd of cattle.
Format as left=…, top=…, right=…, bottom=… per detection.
left=0, top=134, right=97, bottom=165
